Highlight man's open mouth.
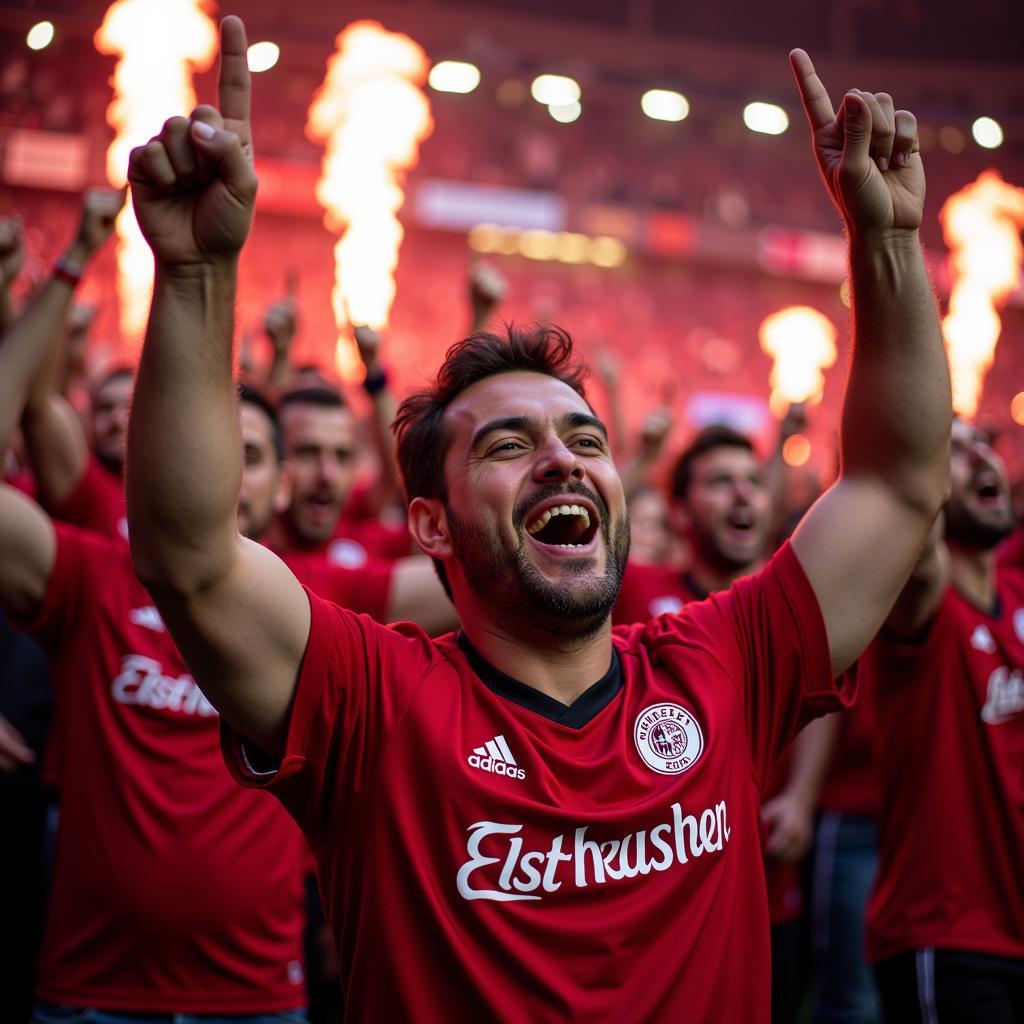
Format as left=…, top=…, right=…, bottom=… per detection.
left=973, top=471, right=1003, bottom=505
left=725, top=508, right=755, bottom=533
left=525, top=502, right=599, bottom=548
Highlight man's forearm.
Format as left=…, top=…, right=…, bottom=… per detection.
left=127, top=262, right=242, bottom=590
left=843, top=230, right=950, bottom=509
left=0, top=271, right=79, bottom=457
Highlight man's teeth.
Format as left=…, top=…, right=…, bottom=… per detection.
left=526, top=504, right=591, bottom=538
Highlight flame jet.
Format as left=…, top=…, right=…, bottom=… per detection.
left=758, top=306, right=837, bottom=418
left=940, top=170, right=1024, bottom=419
left=95, top=0, right=218, bottom=344
left=307, top=21, right=433, bottom=379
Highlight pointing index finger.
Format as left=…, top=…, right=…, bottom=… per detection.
left=789, top=48, right=835, bottom=131
left=217, top=15, right=251, bottom=141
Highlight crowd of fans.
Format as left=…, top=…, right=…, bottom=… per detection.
left=0, top=20, right=1022, bottom=1024
left=1, top=175, right=1022, bottom=1022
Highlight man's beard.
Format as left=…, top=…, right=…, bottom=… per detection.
left=447, top=481, right=630, bottom=643
left=944, top=495, right=1014, bottom=551
left=690, top=519, right=763, bottom=576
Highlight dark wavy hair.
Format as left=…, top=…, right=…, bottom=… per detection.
left=670, top=424, right=754, bottom=500
left=394, top=324, right=588, bottom=507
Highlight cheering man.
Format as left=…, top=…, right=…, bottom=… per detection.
left=125, top=17, right=949, bottom=1022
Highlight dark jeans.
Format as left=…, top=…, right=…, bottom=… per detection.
left=874, top=948, right=1024, bottom=1024
left=33, top=1005, right=308, bottom=1024
left=809, top=812, right=882, bottom=1023
left=771, top=917, right=803, bottom=1024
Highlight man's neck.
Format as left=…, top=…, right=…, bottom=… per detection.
left=459, top=612, right=614, bottom=708
left=948, top=541, right=998, bottom=612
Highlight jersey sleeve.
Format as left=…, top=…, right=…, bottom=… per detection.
left=655, top=541, right=851, bottom=789
left=49, top=456, right=126, bottom=540
left=221, top=588, right=440, bottom=842
left=14, top=522, right=110, bottom=650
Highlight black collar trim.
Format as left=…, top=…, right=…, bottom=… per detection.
left=457, top=633, right=623, bottom=730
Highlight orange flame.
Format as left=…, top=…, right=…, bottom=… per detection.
left=940, top=170, right=1024, bottom=419
left=95, top=0, right=218, bottom=345
left=306, top=21, right=433, bottom=380
left=758, top=306, right=837, bottom=418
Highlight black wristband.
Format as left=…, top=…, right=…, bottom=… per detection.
left=363, top=368, right=389, bottom=395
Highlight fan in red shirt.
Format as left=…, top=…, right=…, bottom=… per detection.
left=0, top=188, right=130, bottom=543
left=0, top=402, right=310, bottom=1013
left=613, top=422, right=839, bottom=1023
left=265, top=384, right=412, bottom=568
left=124, top=19, right=948, bottom=1022
left=0, top=371, right=452, bottom=1017
left=864, top=417, right=1024, bottom=1021
left=613, top=425, right=772, bottom=625
left=237, top=383, right=457, bottom=636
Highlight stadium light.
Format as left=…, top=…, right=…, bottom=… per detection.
left=548, top=101, right=581, bottom=123
left=972, top=116, right=1004, bottom=150
left=590, top=236, right=627, bottom=268
left=27, top=21, right=55, bottom=51
left=743, top=102, right=788, bottom=136
left=531, top=74, right=580, bottom=107
left=642, top=89, right=689, bottom=123
left=429, top=60, right=480, bottom=94
left=782, top=435, right=812, bottom=467
left=247, top=41, right=280, bottom=73
left=1012, top=392, right=1024, bottom=426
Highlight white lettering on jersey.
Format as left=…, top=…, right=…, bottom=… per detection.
left=456, top=800, right=731, bottom=903
left=111, top=654, right=217, bottom=717
left=650, top=595, right=684, bottom=617
left=970, top=624, right=996, bottom=653
left=129, top=606, right=165, bottom=633
left=980, top=666, right=1024, bottom=725
left=328, top=538, right=368, bottom=569
left=1014, top=609, right=1024, bottom=646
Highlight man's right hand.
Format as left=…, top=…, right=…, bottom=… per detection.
left=0, top=713, right=34, bottom=773
left=128, top=15, right=257, bottom=270
left=71, top=188, right=124, bottom=256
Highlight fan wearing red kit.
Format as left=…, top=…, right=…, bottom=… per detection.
left=865, top=417, right=1024, bottom=1022
left=124, top=16, right=949, bottom=1022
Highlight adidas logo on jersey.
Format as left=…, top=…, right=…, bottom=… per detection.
left=468, top=734, right=526, bottom=781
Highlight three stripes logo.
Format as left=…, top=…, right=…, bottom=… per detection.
left=467, top=734, right=526, bottom=781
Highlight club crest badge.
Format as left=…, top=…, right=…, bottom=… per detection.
left=634, top=703, right=705, bottom=775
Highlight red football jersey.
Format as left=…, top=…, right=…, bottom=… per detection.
left=50, top=454, right=128, bottom=542
left=611, top=560, right=801, bottom=924
left=224, top=542, right=848, bottom=1022
left=23, top=525, right=306, bottom=1012
left=274, top=514, right=411, bottom=569
left=998, top=528, right=1024, bottom=570
left=612, top=561, right=701, bottom=626
left=281, top=549, right=393, bottom=623
left=817, top=672, right=877, bottom=818
left=865, top=567, right=1024, bottom=963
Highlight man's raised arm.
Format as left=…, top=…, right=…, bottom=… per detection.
left=126, top=15, right=308, bottom=755
left=786, top=50, right=951, bottom=675
left=0, top=190, right=119, bottom=487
